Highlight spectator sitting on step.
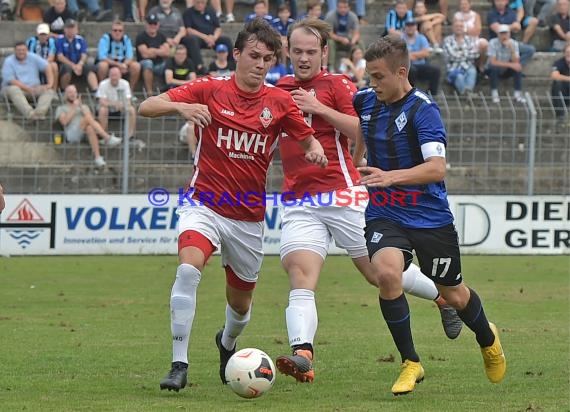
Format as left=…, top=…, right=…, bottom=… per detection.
left=443, top=18, right=479, bottom=94
left=96, top=66, right=137, bottom=141
left=27, top=23, right=59, bottom=91
left=325, top=0, right=360, bottom=72
left=43, top=0, right=74, bottom=36
left=339, top=44, right=367, bottom=88
left=148, top=0, right=187, bottom=49
left=403, top=18, right=441, bottom=95
left=96, top=20, right=141, bottom=92
left=453, top=0, right=489, bottom=72
left=507, top=0, right=539, bottom=44
left=272, top=4, right=295, bottom=67
left=64, top=0, right=112, bottom=22
left=181, top=0, right=234, bottom=75
left=525, top=0, right=557, bottom=26
left=56, top=19, right=99, bottom=92
left=548, top=0, right=570, bottom=51
left=1, top=41, right=56, bottom=120
left=385, top=0, right=414, bottom=36
left=486, top=24, right=526, bottom=104
left=245, top=0, right=273, bottom=23
left=136, top=13, right=171, bottom=95
left=550, top=42, right=570, bottom=126
left=414, top=0, right=446, bottom=53
left=164, top=45, right=197, bottom=90
left=208, top=43, right=235, bottom=77
left=55, top=84, right=122, bottom=168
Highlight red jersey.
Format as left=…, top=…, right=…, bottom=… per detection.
left=167, top=76, right=314, bottom=222
left=277, top=70, right=360, bottom=197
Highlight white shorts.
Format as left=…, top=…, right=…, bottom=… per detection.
left=279, top=186, right=369, bottom=260
left=177, top=203, right=264, bottom=283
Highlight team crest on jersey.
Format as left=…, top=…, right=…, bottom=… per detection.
left=260, top=107, right=273, bottom=128
left=395, top=112, right=407, bottom=132
left=371, top=232, right=383, bottom=244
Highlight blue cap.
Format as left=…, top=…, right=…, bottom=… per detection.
left=215, top=44, right=229, bottom=53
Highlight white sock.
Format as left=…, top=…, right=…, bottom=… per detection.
left=402, top=263, right=439, bottom=300
left=222, top=304, right=251, bottom=351
left=170, top=264, right=201, bottom=364
left=285, top=289, right=318, bottom=348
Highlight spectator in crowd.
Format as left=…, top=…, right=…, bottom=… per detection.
left=339, top=44, right=367, bottom=88
left=209, top=0, right=236, bottom=23
left=1, top=42, right=56, bottom=120
left=0, top=0, right=11, bottom=21
left=550, top=42, right=570, bottom=125
left=43, top=0, right=74, bottom=36
left=96, top=20, right=141, bottom=91
left=276, top=0, right=297, bottom=19
left=96, top=66, right=137, bottom=140
left=453, top=0, right=489, bottom=72
left=56, top=19, right=98, bottom=92
left=548, top=0, right=570, bottom=51
left=101, top=0, right=135, bottom=22
left=487, top=24, right=526, bottom=103
left=148, top=0, right=187, bottom=49
left=182, top=0, right=234, bottom=75
left=404, top=18, right=441, bottom=95
left=525, top=0, right=557, bottom=26
left=178, top=121, right=198, bottom=159
left=299, top=0, right=323, bottom=20
left=443, top=18, right=479, bottom=94
left=325, top=0, right=360, bottom=72
left=27, top=23, right=59, bottom=91
left=140, top=0, right=196, bottom=21
left=164, top=45, right=197, bottom=90
left=507, top=0, right=539, bottom=44
left=245, top=0, right=273, bottom=23
left=407, top=0, right=448, bottom=17
left=385, top=0, right=413, bottom=36
left=136, top=14, right=171, bottom=94
left=55, top=84, right=122, bottom=167
left=414, top=0, right=446, bottom=53
left=488, top=0, right=536, bottom=66
left=208, top=43, right=235, bottom=76
left=265, top=57, right=289, bottom=85
left=272, top=4, right=295, bottom=65
left=327, top=0, right=366, bottom=22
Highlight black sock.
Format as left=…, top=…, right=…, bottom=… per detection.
left=457, top=288, right=495, bottom=347
left=292, top=343, right=313, bottom=356
left=379, top=294, right=419, bottom=363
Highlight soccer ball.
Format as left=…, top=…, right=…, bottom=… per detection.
left=225, top=348, right=276, bottom=399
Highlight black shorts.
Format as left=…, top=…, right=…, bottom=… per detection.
left=364, top=218, right=463, bottom=286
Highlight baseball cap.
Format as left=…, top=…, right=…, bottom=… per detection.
left=498, top=24, right=510, bottom=33
left=64, top=18, right=77, bottom=27
left=37, top=23, right=50, bottom=35
left=215, top=44, right=229, bottom=53
left=146, top=14, right=159, bottom=24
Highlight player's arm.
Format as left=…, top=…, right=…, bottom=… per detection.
left=290, top=88, right=360, bottom=139
left=352, top=127, right=367, bottom=167
left=298, top=135, right=328, bottom=168
left=358, top=156, right=446, bottom=188
left=0, top=183, right=5, bottom=213
left=138, top=93, right=211, bottom=127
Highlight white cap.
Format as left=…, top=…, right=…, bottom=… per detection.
left=37, top=23, right=50, bottom=35
left=498, top=24, right=510, bottom=33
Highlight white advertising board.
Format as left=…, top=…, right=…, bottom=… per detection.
left=0, top=195, right=568, bottom=255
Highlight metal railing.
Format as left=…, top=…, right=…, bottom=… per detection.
left=0, top=91, right=568, bottom=196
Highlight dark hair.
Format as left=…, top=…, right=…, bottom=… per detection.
left=14, top=41, right=26, bottom=48
left=234, top=17, right=282, bottom=54
left=364, top=35, right=410, bottom=73
left=286, top=18, right=331, bottom=50
left=278, top=4, right=290, bottom=13
left=338, top=0, right=349, bottom=4
left=306, top=0, right=321, bottom=10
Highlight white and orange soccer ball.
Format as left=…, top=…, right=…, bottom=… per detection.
left=225, top=348, right=276, bottom=399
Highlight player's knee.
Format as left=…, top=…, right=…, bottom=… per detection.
left=439, top=283, right=470, bottom=309
left=175, top=263, right=202, bottom=289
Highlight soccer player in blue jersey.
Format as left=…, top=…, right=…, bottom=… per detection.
left=353, top=35, right=506, bottom=396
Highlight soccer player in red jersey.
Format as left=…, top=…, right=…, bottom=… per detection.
left=274, top=19, right=462, bottom=383
left=138, top=18, right=328, bottom=392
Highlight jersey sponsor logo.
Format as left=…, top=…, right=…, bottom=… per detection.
left=437, top=144, right=443, bottom=155
left=259, top=107, right=273, bottom=128
left=217, top=127, right=269, bottom=155
left=370, top=232, right=383, bottom=243
left=395, top=111, right=407, bottom=132
left=221, top=108, right=235, bottom=116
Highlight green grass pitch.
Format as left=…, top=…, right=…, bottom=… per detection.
left=0, top=255, right=568, bottom=411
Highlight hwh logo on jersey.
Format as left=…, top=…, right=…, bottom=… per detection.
left=217, top=128, right=268, bottom=154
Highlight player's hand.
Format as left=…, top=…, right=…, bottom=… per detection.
left=357, top=166, right=394, bottom=188
left=290, top=88, right=324, bottom=116
left=305, top=150, right=328, bottom=168
left=178, top=103, right=211, bottom=128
